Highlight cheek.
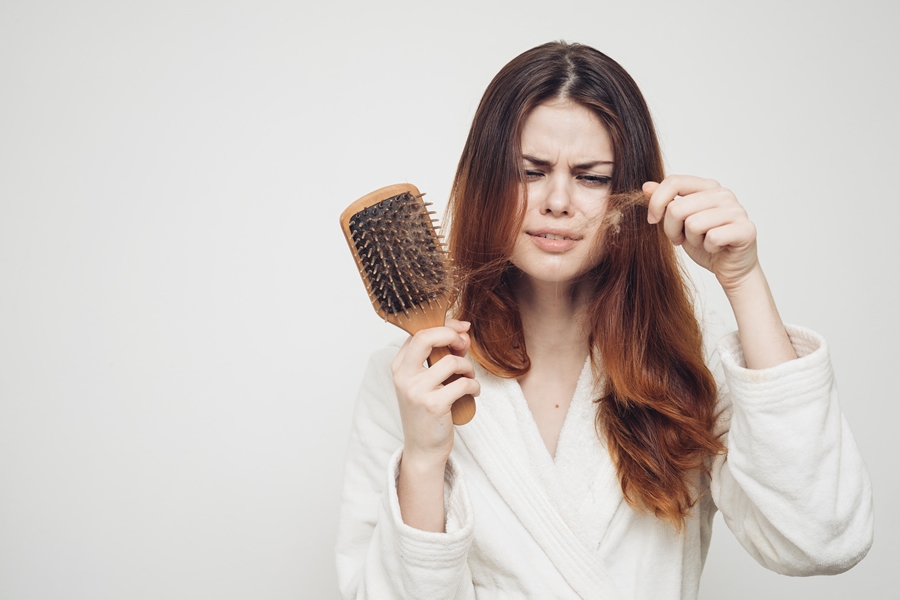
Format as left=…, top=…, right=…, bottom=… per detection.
left=589, top=234, right=608, bottom=271
left=584, top=203, right=613, bottom=265
left=583, top=200, right=610, bottom=236
left=517, top=186, right=539, bottom=216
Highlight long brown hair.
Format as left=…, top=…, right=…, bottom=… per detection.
left=447, top=41, right=723, bottom=528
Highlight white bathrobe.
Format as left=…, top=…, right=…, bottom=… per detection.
left=335, top=325, right=873, bottom=599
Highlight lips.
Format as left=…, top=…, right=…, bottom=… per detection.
left=526, top=229, right=582, bottom=252
left=533, top=232, right=576, bottom=241
left=527, top=229, right=582, bottom=240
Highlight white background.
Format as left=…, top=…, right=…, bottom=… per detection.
left=1, top=1, right=896, bottom=598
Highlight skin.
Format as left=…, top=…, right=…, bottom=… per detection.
left=392, top=98, right=796, bottom=533
left=509, top=100, right=614, bottom=457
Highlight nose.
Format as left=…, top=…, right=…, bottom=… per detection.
left=540, top=176, right=572, bottom=216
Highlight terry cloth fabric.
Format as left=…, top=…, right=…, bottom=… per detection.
left=335, top=324, right=873, bottom=599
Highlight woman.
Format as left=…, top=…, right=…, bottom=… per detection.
left=336, top=41, right=873, bottom=599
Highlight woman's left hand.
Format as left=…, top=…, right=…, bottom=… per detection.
left=643, top=175, right=759, bottom=292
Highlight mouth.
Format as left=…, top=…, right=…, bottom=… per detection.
left=524, top=230, right=583, bottom=253
left=528, top=231, right=582, bottom=241
left=534, top=233, right=572, bottom=241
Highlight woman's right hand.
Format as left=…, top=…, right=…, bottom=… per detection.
left=391, top=319, right=480, bottom=532
left=391, top=319, right=480, bottom=469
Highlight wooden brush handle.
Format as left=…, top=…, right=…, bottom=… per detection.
left=427, top=345, right=477, bottom=425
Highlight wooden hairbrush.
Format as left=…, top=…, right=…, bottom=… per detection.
left=340, top=183, right=477, bottom=425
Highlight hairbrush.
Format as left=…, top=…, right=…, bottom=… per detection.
left=340, top=183, right=476, bottom=425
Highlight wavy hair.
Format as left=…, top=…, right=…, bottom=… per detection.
left=447, top=41, right=724, bottom=528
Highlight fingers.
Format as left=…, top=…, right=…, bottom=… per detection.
left=644, top=175, right=720, bottom=225
left=445, top=317, right=470, bottom=333
left=661, top=192, right=724, bottom=246
left=665, top=194, right=747, bottom=248
left=643, top=175, right=760, bottom=282
left=430, top=368, right=481, bottom=405
left=392, top=327, right=481, bottom=450
left=399, top=367, right=480, bottom=420
left=391, top=324, right=468, bottom=374
left=699, top=220, right=756, bottom=255
left=390, top=321, right=479, bottom=465
left=444, top=319, right=472, bottom=357
left=391, top=324, right=480, bottom=403
left=421, top=352, right=478, bottom=391
left=643, top=176, right=748, bottom=246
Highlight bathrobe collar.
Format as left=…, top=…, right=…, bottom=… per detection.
left=456, top=359, right=625, bottom=599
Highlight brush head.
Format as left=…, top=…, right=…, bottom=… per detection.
left=340, top=183, right=454, bottom=330
left=339, top=182, right=477, bottom=425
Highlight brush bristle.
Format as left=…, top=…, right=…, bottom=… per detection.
left=347, top=192, right=453, bottom=316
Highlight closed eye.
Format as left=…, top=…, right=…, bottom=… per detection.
left=524, top=169, right=544, bottom=181
left=578, top=174, right=612, bottom=186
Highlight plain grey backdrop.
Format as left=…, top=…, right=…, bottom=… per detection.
left=1, top=0, right=896, bottom=598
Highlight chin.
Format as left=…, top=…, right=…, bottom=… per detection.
left=509, top=236, right=603, bottom=289
left=508, top=257, right=597, bottom=288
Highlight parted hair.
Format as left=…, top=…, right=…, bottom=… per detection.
left=446, top=41, right=724, bottom=528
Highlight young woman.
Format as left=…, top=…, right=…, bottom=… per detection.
left=336, top=42, right=873, bottom=599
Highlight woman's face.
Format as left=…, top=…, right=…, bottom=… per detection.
left=509, top=98, right=614, bottom=289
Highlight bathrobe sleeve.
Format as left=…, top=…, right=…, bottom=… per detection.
left=335, top=342, right=477, bottom=600
left=709, top=324, right=874, bottom=575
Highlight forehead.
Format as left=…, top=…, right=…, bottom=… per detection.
left=520, top=99, right=612, bottom=158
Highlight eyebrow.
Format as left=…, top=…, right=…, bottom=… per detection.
left=522, top=155, right=614, bottom=169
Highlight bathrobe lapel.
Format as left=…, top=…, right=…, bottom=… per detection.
left=456, top=361, right=625, bottom=599
left=553, top=361, right=626, bottom=553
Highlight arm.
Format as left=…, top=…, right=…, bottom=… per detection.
left=645, top=176, right=873, bottom=572
left=335, top=336, right=479, bottom=599
left=710, top=325, right=873, bottom=574
left=644, top=176, right=795, bottom=368
left=391, top=322, right=479, bottom=532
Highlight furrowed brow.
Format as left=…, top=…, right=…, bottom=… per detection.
left=522, top=155, right=552, bottom=167
left=573, top=160, right=614, bottom=170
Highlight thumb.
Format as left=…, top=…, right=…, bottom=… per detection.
left=641, top=180, right=660, bottom=197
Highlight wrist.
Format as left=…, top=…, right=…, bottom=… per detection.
left=398, top=448, right=448, bottom=533
left=717, top=262, right=766, bottom=301
left=400, top=445, right=450, bottom=476
left=717, top=262, right=797, bottom=369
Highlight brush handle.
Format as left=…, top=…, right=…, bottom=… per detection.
left=427, top=345, right=477, bottom=425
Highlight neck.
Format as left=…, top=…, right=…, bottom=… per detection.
left=511, top=274, right=591, bottom=365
